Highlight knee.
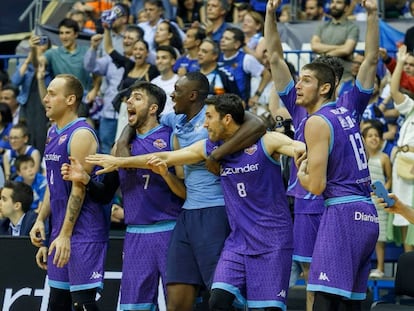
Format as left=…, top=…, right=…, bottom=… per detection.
left=209, top=289, right=235, bottom=311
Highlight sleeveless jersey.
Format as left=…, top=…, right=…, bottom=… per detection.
left=118, top=125, right=182, bottom=225
left=206, top=138, right=293, bottom=255
left=279, top=79, right=372, bottom=199
left=44, top=118, right=108, bottom=242
left=312, top=104, right=372, bottom=199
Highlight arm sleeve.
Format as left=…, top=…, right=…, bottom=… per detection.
left=86, top=171, right=120, bottom=204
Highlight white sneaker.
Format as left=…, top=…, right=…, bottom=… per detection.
left=369, top=269, right=384, bottom=278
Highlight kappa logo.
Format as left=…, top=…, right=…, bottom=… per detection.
left=244, top=144, right=257, bottom=155
left=318, top=272, right=330, bottom=282
left=277, top=290, right=286, bottom=298
left=153, top=138, right=167, bottom=150
left=90, top=272, right=103, bottom=280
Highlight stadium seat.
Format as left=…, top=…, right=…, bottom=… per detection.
left=371, top=251, right=414, bottom=310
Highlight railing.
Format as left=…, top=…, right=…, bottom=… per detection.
left=0, top=54, right=27, bottom=72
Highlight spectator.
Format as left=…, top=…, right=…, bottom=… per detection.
left=151, top=46, right=179, bottom=115
left=218, top=27, right=272, bottom=108
left=0, top=84, right=21, bottom=125
left=380, top=47, right=414, bottom=94
left=84, top=24, right=142, bottom=154
left=362, top=125, right=392, bottom=279
left=176, top=0, right=202, bottom=29
left=234, top=3, right=252, bottom=27
left=3, top=123, right=41, bottom=181
left=0, top=180, right=35, bottom=236
left=389, top=44, right=414, bottom=253
left=198, top=39, right=240, bottom=96
left=304, top=0, right=325, bottom=20
left=338, top=51, right=364, bottom=96
left=154, top=20, right=184, bottom=57
left=241, top=10, right=266, bottom=62
left=203, top=0, right=229, bottom=43
left=108, top=37, right=159, bottom=139
left=174, top=26, right=206, bottom=76
left=15, top=155, right=47, bottom=212
left=310, top=0, right=359, bottom=82
left=11, top=35, right=52, bottom=155
left=37, top=18, right=91, bottom=109
left=68, top=9, right=96, bottom=34
left=0, top=102, right=13, bottom=156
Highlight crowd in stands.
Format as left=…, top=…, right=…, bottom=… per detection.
left=0, top=0, right=414, bottom=309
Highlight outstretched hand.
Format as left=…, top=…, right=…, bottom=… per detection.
left=86, top=154, right=119, bottom=175
left=61, top=156, right=90, bottom=185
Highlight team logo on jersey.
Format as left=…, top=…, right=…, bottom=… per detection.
left=58, top=134, right=68, bottom=145
left=153, top=138, right=167, bottom=150
left=244, top=144, right=257, bottom=155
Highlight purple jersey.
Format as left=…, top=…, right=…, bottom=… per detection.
left=44, top=118, right=108, bottom=243
left=312, top=103, right=372, bottom=199
left=279, top=79, right=372, bottom=199
left=118, top=125, right=182, bottom=225
left=206, top=138, right=293, bottom=255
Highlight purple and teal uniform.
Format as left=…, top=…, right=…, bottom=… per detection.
left=117, top=125, right=182, bottom=311
left=305, top=103, right=379, bottom=300
left=278, top=79, right=372, bottom=262
left=44, top=118, right=109, bottom=292
left=207, top=138, right=293, bottom=310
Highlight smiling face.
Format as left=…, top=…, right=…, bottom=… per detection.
left=155, top=50, right=175, bottom=75
left=9, top=128, right=28, bottom=152
left=58, top=25, right=77, bottom=50
left=171, top=77, right=194, bottom=115
left=132, top=41, right=149, bottom=65
left=363, top=127, right=382, bottom=152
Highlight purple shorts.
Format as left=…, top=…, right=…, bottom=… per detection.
left=48, top=241, right=107, bottom=291
left=293, top=212, right=322, bottom=262
left=212, top=248, right=292, bottom=310
left=120, top=225, right=174, bottom=310
left=307, top=201, right=379, bottom=300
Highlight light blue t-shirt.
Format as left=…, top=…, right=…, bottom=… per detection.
left=161, top=106, right=225, bottom=210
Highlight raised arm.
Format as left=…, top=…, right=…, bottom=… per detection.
left=390, top=45, right=408, bottom=105
left=103, top=27, right=115, bottom=55
left=355, top=0, right=379, bottom=90
left=264, top=0, right=293, bottom=91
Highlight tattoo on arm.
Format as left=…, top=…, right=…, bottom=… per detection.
left=68, top=194, right=83, bottom=223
